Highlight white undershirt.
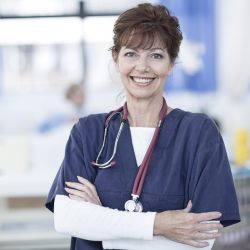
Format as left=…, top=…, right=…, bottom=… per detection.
left=130, top=127, right=155, bottom=166
left=54, top=127, right=215, bottom=250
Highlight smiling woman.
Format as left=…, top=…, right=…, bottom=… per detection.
left=114, top=46, right=172, bottom=108
left=46, top=3, right=240, bottom=250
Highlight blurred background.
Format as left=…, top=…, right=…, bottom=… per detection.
left=0, top=0, right=249, bottom=249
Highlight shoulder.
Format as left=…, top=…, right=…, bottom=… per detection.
left=174, top=108, right=218, bottom=129
left=76, top=113, right=108, bottom=131
left=67, top=113, right=108, bottom=142
left=79, top=113, right=108, bottom=126
left=173, top=108, right=213, bottom=124
left=171, top=109, right=221, bottom=145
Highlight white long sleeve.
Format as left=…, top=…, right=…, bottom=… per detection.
left=54, top=195, right=155, bottom=241
left=54, top=195, right=215, bottom=250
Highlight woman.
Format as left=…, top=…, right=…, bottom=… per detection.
left=46, top=3, right=240, bottom=250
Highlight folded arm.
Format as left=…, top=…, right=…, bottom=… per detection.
left=55, top=176, right=222, bottom=248
left=54, top=195, right=155, bottom=241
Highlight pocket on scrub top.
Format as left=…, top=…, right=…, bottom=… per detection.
left=158, top=195, right=184, bottom=212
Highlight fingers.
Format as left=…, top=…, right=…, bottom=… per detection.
left=65, top=187, right=92, bottom=200
left=183, top=200, right=192, bottom=212
left=182, top=231, right=220, bottom=249
left=182, top=200, right=222, bottom=222
left=196, top=212, right=222, bottom=222
left=65, top=181, right=93, bottom=198
left=192, top=231, right=221, bottom=241
left=184, top=240, right=209, bottom=248
left=77, top=176, right=102, bottom=204
left=65, top=177, right=102, bottom=206
left=195, top=221, right=223, bottom=232
left=77, top=176, right=94, bottom=190
left=77, top=176, right=100, bottom=201
left=69, top=194, right=86, bottom=202
left=65, top=186, right=101, bottom=205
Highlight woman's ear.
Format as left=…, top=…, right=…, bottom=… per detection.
left=112, top=50, right=119, bottom=71
left=168, top=64, right=173, bottom=75
left=167, top=61, right=174, bottom=76
left=112, top=50, right=118, bottom=62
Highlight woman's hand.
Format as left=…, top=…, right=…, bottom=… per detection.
left=154, top=201, right=223, bottom=248
left=65, top=176, right=102, bottom=206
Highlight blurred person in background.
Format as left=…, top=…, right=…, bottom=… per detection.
left=46, top=3, right=240, bottom=250
left=65, top=83, right=86, bottom=117
left=38, top=83, right=86, bottom=133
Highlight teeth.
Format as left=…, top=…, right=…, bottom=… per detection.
left=132, top=77, right=154, bottom=84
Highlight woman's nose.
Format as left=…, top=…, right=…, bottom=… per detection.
left=134, top=56, right=149, bottom=72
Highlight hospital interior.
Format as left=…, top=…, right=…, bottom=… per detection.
left=0, top=0, right=249, bottom=249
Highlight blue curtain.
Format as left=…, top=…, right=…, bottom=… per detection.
left=160, top=0, right=216, bottom=92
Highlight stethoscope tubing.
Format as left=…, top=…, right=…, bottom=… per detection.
left=92, top=121, right=125, bottom=168
left=132, top=101, right=167, bottom=196
left=92, top=106, right=128, bottom=169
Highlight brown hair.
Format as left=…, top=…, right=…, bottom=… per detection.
left=111, top=3, right=182, bottom=63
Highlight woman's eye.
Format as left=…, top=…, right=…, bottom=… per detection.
left=151, top=53, right=163, bottom=59
left=124, top=52, right=136, bottom=57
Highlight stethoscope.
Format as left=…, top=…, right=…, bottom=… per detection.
left=91, top=104, right=128, bottom=169
left=92, top=98, right=168, bottom=212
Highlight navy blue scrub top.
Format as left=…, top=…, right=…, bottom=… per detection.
left=46, top=108, right=240, bottom=250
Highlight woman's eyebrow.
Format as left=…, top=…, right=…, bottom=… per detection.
left=123, top=47, right=166, bottom=52
left=149, top=47, right=165, bottom=51
left=123, top=47, right=135, bottom=50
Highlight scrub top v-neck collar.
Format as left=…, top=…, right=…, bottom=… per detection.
left=115, top=108, right=179, bottom=193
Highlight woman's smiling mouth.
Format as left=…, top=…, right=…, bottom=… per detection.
left=130, top=76, right=156, bottom=85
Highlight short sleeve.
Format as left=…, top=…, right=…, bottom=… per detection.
left=188, top=119, right=240, bottom=227
left=45, top=119, right=96, bottom=212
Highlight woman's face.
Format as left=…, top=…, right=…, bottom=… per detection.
left=114, top=41, right=172, bottom=101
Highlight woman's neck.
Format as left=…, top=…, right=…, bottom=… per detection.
left=126, top=97, right=164, bottom=127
